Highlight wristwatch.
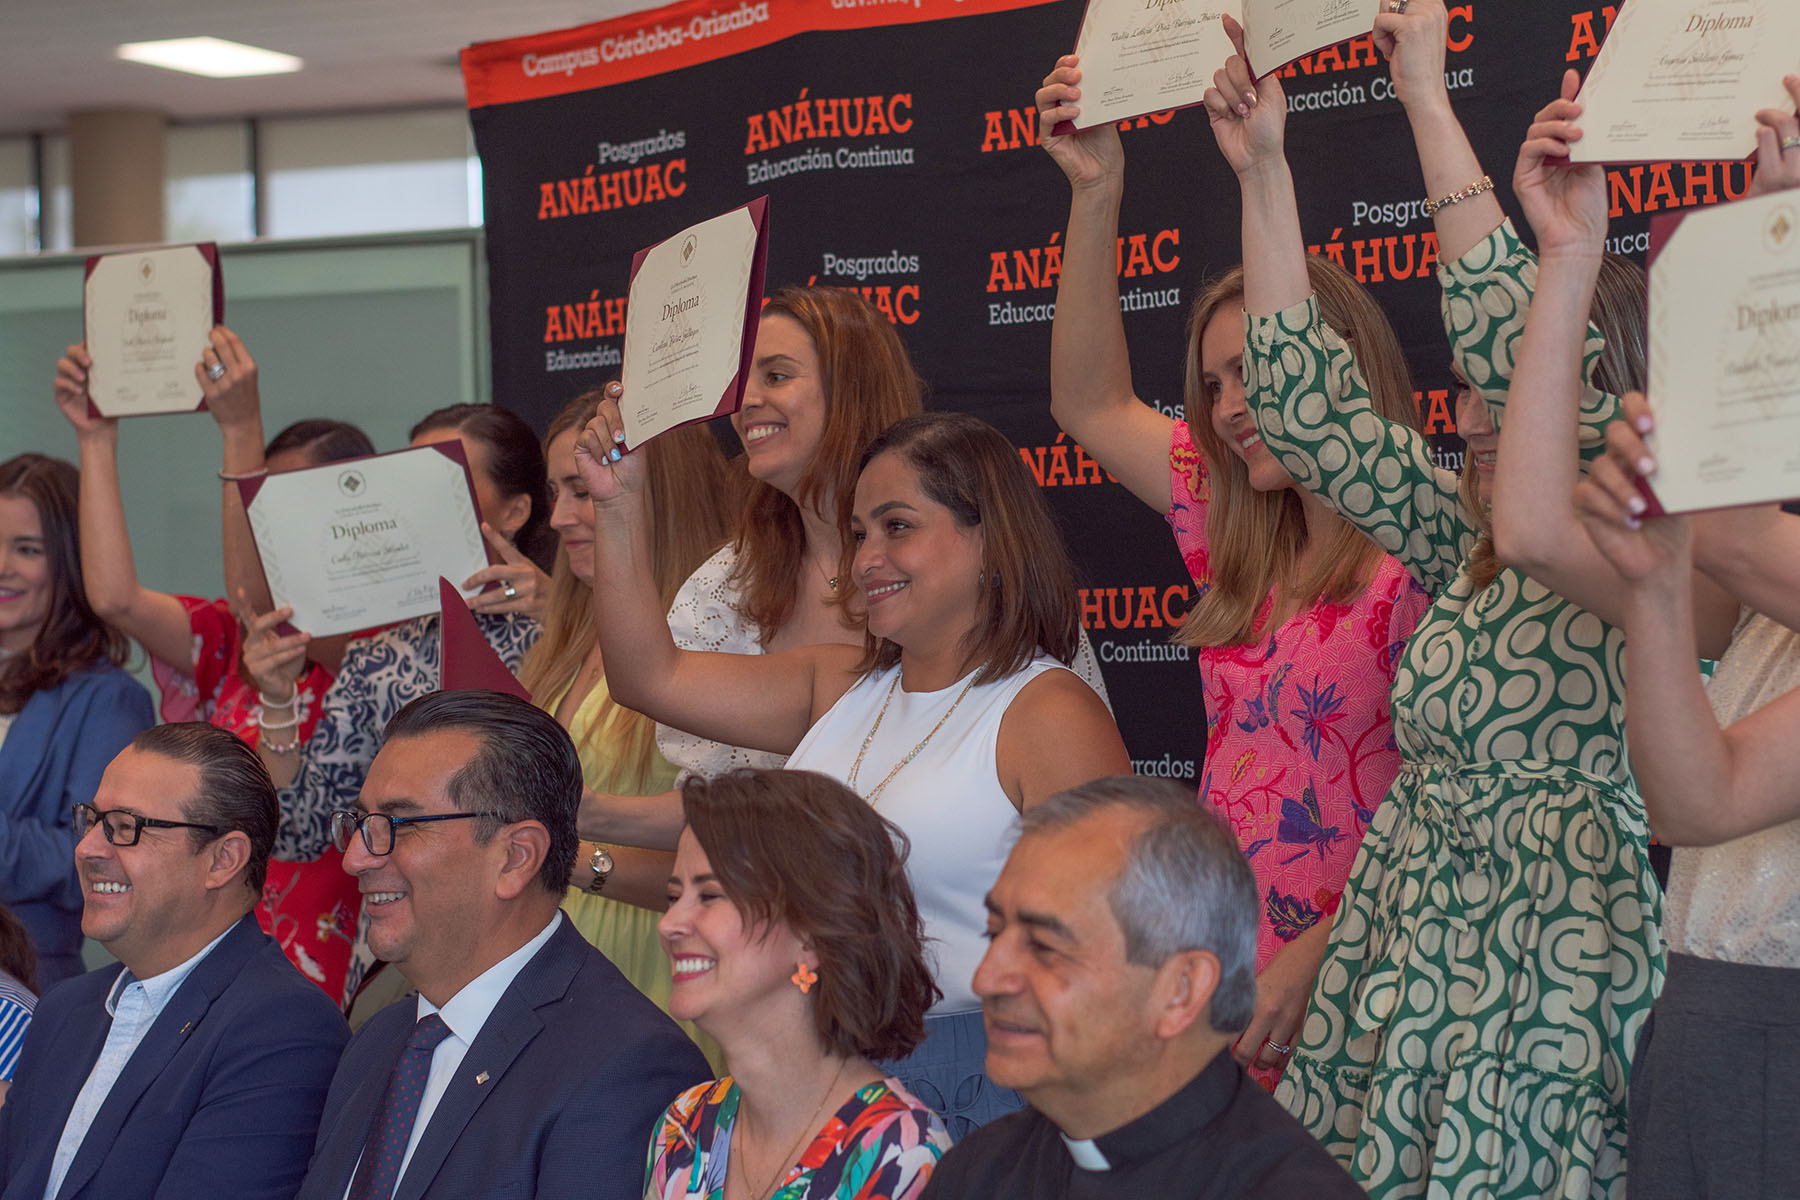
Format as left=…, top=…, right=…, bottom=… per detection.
left=584, top=843, right=615, bottom=895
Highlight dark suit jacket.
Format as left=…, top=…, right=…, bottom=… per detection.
left=0, top=913, right=350, bottom=1200
left=296, top=916, right=711, bottom=1200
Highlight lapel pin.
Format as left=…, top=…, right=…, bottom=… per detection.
left=475, top=1071, right=489, bottom=1085
left=179, top=1022, right=192, bottom=1036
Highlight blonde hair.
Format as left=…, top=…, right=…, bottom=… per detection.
left=1175, top=258, right=1419, bottom=648
left=1461, top=251, right=1646, bottom=592
left=518, top=393, right=738, bottom=785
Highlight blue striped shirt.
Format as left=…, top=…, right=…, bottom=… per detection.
left=0, top=970, right=36, bottom=1082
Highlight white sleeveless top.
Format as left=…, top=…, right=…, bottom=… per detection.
left=788, top=654, right=1071, bottom=1014
left=1666, top=610, right=1800, bottom=967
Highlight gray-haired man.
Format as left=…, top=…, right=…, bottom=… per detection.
left=922, top=776, right=1362, bottom=1198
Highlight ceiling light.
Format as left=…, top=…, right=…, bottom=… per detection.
left=115, top=37, right=303, bottom=79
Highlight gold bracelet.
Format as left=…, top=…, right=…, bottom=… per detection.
left=1422, top=174, right=1493, bottom=216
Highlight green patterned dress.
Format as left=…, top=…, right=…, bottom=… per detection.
left=1255, top=223, right=1663, bottom=1199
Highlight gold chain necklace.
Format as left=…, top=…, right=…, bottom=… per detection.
left=845, top=672, right=977, bottom=804
left=732, top=1059, right=849, bottom=1200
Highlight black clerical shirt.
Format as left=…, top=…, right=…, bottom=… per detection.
left=921, top=1049, right=1366, bottom=1198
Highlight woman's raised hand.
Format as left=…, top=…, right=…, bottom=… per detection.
left=1749, top=74, right=1800, bottom=197
left=1037, top=55, right=1125, bottom=191
left=463, top=522, right=553, bottom=619
left=53, top=343, right=116, bottom=438
left=1514, top=70, right=1608, bottom=257
left=231, top=588, right=311, bottom=703
left=1573, top=393, right=1691, bottom=583
left=571, top=381, right=648, bottom=504
left=197, top=327, right=263, bottom=431
left=1204, top=14, right=1287, bottom=177
left=1373, top=0, right=1451, bottom=113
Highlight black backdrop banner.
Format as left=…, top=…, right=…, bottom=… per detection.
left=463, top=0, right=1740, bottom=779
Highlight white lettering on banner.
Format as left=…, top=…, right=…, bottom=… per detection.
left=1129, top=753, right=1197, bottom=781
left=834, top=144, right=915, bottom=169
left=522, top=47, right=600, bottom=77
left=1368, top=68, right=1475, bottom=103
left=1351, top=197, right=1432, bottom=229
left=596, top=129, right=688, bottom=165
left=1098, top=640, right=1192, bottom=665
left=1606, top=230, right=1652, bottom=256
left=821, top=251, right=921, bottom=280
left=746, top=147, right=835, bottom=185
left=600, top=2, right=772, bottom=63
left=987, top=300, right=1056, bottom=325
left=545, top=345, right=623, bottom=372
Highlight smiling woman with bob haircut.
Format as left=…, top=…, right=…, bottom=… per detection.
left=647, top=768, right=948, bottom=1199
left=576, top=407, right=1129, bottom=1133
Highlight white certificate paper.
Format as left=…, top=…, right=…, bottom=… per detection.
left=82, top=243, right=222, bottom=418
left=1572, top=0, right=1800, bottom=164
left=1643, top=191, right=1800, bottom=514
left=1056, top=0, right=1380, bottom=132
left=240, top=444, right=492, bottom=637
left=619, top=197, right=769, bottom=450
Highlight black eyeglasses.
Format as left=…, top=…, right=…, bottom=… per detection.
left=329, top=809, right=509, bottom=856
left=72, top=802, right=224, bottom=848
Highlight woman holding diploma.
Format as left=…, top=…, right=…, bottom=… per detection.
left=1502, top=77, right=1800, bottom=1200
left=1204, top=13, right=1664, bottom=1193
left=576, top=407, right=1129, bottom=1134
left=0, top=454, right=153, bottom=988
left=1034, top=55, right=1430, bottom=1091
left=54, top=328, right=378, bottom=1007
left=645, top=770, right=949, bottom=1199
left=520, top=389, right=734, bottom=1060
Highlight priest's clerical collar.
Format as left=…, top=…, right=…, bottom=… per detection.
left=1056, top=1048, right=1238, bottom=1173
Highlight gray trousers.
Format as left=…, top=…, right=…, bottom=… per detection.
left=1628, top=951, right=1800, bottom=1199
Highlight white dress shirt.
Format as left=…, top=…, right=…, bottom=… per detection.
left=44, top=925, right=234, bottom=1200
left=344, top=912, right=562, bottom=1200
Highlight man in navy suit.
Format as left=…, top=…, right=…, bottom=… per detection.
left=295, top=691, right=710, bottom=1200
left=0, top=722, right=350, bottom=1200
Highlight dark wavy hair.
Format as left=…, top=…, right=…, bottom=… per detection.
left=681, top=769, right=938, bottom=1060
left=841, top=412, right=1079, bottom=685
left=382, top=690, right=582, bottom=896
left=0, top=902, right=38, bottom=994
left=131, top=721, right=279, bottom=897
left=265, top=419, right=374, bottom=466
left=0, top=454, right=129, bottom=715
left=410, top=404, right=555, bottom=573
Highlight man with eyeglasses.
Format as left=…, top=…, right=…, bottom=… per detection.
left=295, top=690, right=708, bottom=1200
left=0, top=722, right=348, bottom=1200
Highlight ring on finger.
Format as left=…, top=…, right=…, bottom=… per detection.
left=1263, top=1038, right=1292, bottom=1056
left=1387, top=0, right=1407, bottom=12
left=503, top=583, right=518, bottom=599
left=1782, top=134, right=1800, bottom=152
left=206, top=360, right=227, bottom=381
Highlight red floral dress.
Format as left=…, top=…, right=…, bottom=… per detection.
left=1166, top=422, right=1427, bottom=1085
left=152, top=595, right=360, bottom=1008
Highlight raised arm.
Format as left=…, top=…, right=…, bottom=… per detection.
left=1574, top=485, right=1800, bottom=846
left=1208, top=20, right=1470, bottom=591
left=575, top=385, right=849, bottom=756
left=1376, top=0, right=1504, bottom=262
left=54, top=345, right=198, bottom=671
left=1038, top=55, right=1176, bottom=512
left=200, top=328, right=278, bottom=616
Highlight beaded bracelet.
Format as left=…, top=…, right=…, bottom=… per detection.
left=259, top=687, right=298, bottom=709
left=259, top=712, right=301, bottom=732
left=218, top=467, right=268, bottom=482
left=261, top=734, right=301, bottom=754
left=1422, top=174, right=1493, bottom=216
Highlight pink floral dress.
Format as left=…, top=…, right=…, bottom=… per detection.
left=1166, top=421, right=1427, bottom=1085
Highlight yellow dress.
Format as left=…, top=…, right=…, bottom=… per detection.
left=547, top=677, right=721, bottom=1072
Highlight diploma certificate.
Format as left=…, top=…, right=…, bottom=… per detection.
left=619, top=197, right=770, bottom=450
left=82, top=243, right=224, bottom=418
left=1055, top=0, right=1380, bottom=133
left=239, top=444, right=492, bottom=637
left=1571, top=0, right=1800, bottom=164
left=1641, top=191, right=1800, bottom=514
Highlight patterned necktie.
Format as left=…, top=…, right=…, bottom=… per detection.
left=347, top=1013, right=454, bottom=1200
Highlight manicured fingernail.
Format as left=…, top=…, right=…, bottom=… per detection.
left=1634, top=416, right=1651, bottom=433
left=612, top=427, right=625, bottom=444
left=1245, top=90, right=1257, bottom=107
left=1237, top=102, right=1249, bottom=117
left=1626, top=494, right=1645, bottom=515
left=1637, top=456, right=1656, bottom=476
left=1624, top=515, right=1641, bottom=530
left=609, top=448, right=622, bottom=462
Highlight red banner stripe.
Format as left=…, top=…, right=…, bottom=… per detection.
left=461, top=0, right=1060, bottom=109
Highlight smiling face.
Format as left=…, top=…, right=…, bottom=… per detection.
left=1199, top=309, right=1293, bottom=493
left=974, top=810, right=1164, bottom=1121
left=0, top=493, right=52, bottom=654
left=730, top=313, right=829, bottom=498
left=849, top=451, right=985, bottom=655
left=344, top=729, right=503, bottom=1001
left=78, top=748, right=216, bottom=974
left=1455, top=368, right=1498, bottom=505
left=659, top=829, right=808, bottom=1042
left=545, top=429, right=596, bottom=584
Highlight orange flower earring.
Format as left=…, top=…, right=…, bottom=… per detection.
left=791, top=962, right=818, bottom=995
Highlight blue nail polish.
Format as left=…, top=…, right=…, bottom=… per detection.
left=609, top=448, right=622, bottom=462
